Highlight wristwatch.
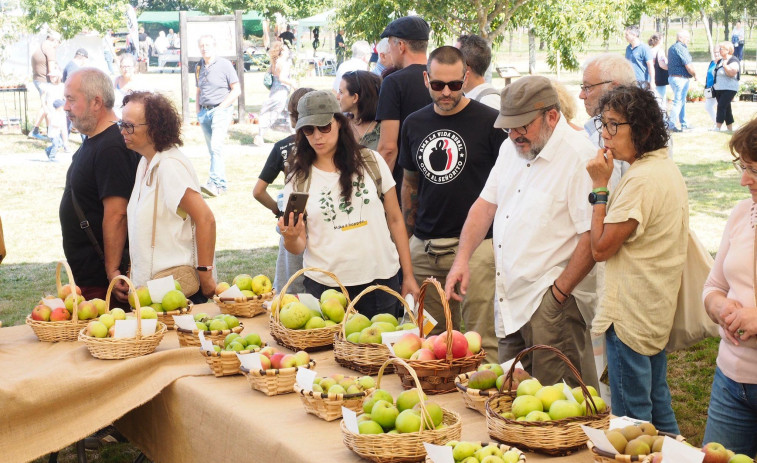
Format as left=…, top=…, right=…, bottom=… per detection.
left=196, top=265, right=214, bottom=272
left=588, top=192, right=608, bottom=205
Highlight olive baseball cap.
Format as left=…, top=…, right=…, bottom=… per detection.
left=380, top=16, right=430, bottom=41
left=495, top=76, right=559, bottom=129
left=295, top=90, right=340, bottom=131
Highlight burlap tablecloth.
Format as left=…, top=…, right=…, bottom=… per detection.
left=0, top=308, right=213, bottom=463
left=116, top=305, right=594, bottom=463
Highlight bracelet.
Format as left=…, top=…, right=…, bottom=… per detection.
left=553, top=282, right=569, bottom=299
left=592, top=187, right=609, bottom=194
left=593, top=201, right=607, bottom=205
left=196, top=265, right=214, bottom=271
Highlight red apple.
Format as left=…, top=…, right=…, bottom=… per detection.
left=421, top=335, right=437, bottom=351
left=259, top=353, right=272, bottom=370
left=259, top=346, right=276, bottom=358
left=270, top=352, right=286, bottom=369
left=50, top=307, right=71, bottom=321
left=433, top=330, right=469, bottom=359
left=58, top=284, right=82, bottom=300
left=31, top=304, right=52, bottom=321
left=393, top=332, right=423, bottom=359
left=702, top=443, right=730, bottom=463
left=409, top=348, right=435, bottom=361
left=464, top=331, right=482, bottom=354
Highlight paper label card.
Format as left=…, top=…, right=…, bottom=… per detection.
left=219, top=285, right=244, bottom=301
left=500, top=358, right=525, bottom=373
left=563, top=381, right=579, bottom=403
left=113, top=319, right=137, bottom=338
left=139, top=319, right=157, bottom=336
left=581, top=425, right=617, bottom=455
left=423, top=443, right=454, bottom=463
left=237, top=352, right=263, bottom=371
left=296, top=368, right=317, bottom=392
left=342, top=407, right=359, bottom=433
left=609, top=416, right=648, bottom=430
left=383, top=340, right=396, bottom=356
left=381, top=328, right=419, bottom=344
left=41, top=297, right=65, bottom=310
left=198, top=331, right=215, bottom=352
left=662, top=436, right=704, bottom=463
left=421, top=309, right=437, bottom=337
left=173, top=314, right=196, bottom=331
left=146, top=275, right=175, bottom=304
left=297, top=293, right=321, bottom=313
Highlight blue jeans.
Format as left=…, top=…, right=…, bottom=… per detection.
left=605, top=325, right=680, bottom=434
left=45, top=134, right=63, bottom=158
left=668, top=76, right=690, bottom=129
left=703, top=367, right=757, bottom=456
left=198, top=105, right=233, bottom=189
left=655, top=85, right=667, bottom=103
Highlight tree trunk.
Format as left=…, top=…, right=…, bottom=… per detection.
left=508, top=30, right=513, bottom=53
left=555, top=49, right=561, bottom=80
left=701, top=9, right=715, bottom=60
left=664, top=12, right=670, bottom=50
left=539, top=39, right=545, bottom=51
left=528, top=28, right=536, bottom=75
left=723, top=0, right=730, bottom=41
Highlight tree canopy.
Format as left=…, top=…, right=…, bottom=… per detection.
left=22, top=0, right=127, bottom=39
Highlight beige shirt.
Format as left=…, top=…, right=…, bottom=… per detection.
left=592, top=148, right=689, bottom=355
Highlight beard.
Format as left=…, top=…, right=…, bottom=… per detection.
left=432, top=92, right=463, bottom=112
left=68, top=111, right=97, bottom=135
left=515, top=119, right=553, bottom=160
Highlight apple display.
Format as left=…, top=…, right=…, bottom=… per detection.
left=511, top=395, right=543, bottom=418
left=432, top=330, right=469, bottom=359
left=31, top=305, right=52, bottom=321
left=251, top=274, right=272, bottom=295
left=392, top=332, right=423, bottom=359
left=279, top=302, right=312, bottom=329
left=50, top=307, right=71, bottom=321
left=394, top=409, right=422, bottom=433
left=463, top=331, right=482, bottom=354
left=232, top=274, right=253, bottom=291
left=320, top=288, right=347, bottom=308
left=396, top=388, right=425, bottom=412
left=320, top=297, right=345, bottom=323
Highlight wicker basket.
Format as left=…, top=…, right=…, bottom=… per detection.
left=587, top=432, right=685, bottom=463
left=26, top=260, right=89, bottom=342
left=200, top=340, right=266, bottom=377
left=294, top=381, right=374, bottom=422
left=424, top=442, right=526, bottom=462
left=486, top=344, right=611, bottom=455
left=269, top=267, right=348, bottom=352
left=392, top=279, right=485, bottom=395
left=213, top=289, right=275, bottom=318
left=341, top=357, right=463, bottom=463
left=78, top=276, right=167, bottom=360
left=240, top=360, right=317, bottom=396
left=455, top=371, right=505, bottom=415
left=155, top=302, right=193, bottom=330
left=176, top=321, right=244, bottom=347
left=334, top=284, right=418, bottom=375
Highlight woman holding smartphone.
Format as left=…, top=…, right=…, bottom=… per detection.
left=278, top=91, right=419, bottom=318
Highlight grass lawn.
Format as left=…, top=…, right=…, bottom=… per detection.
left=2, top=35, right=757, bottom=460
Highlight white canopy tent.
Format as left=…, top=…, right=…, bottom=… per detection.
left=292, top=9, right=337, bottom=59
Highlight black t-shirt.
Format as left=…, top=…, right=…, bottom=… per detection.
left=59, top=124, right=140, bottom=287
left=398, top=100, right=506, bottom=240
left=279, top=31, right=295, bottom=46
left=375, top=63, right=433, bottom=193
left=258, top=134, right=295, bottom=183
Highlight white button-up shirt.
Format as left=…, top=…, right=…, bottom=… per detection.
left=481, top=115, right=598, bottom=337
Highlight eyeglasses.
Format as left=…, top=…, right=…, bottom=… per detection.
left=344, top=70, right=362, bottom=95
left=114, top=120, right=147, bottom=134
left=594, top=118, right=630, bottom=136
left=733, top=159, right=757, bottom=178
left=427, top=78, right=465, bottom=92
left=301, top=120, right=333, bottom=136
left=503, top=112, right=545, bottom=136
left=580, top=81, right=612, bottom=94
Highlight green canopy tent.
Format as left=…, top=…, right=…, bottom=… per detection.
left=137, top=11, right=264, bottom=37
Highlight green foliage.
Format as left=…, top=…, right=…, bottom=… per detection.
left=189, top=0, right=332, bottom=20
left=22, top=0, right=127, bottom=39
left=334, top=0, right=411, bottom=42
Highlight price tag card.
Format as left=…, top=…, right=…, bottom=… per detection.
left=342, top=407, right=359, bottom=433
left=562, top=381, right=579, bottom=403
left=41, top=298, right=65, bottom=310
left=609, top=416, right=647, bottom=430
left=421, top=309, right=438, bottom=337
left=173, top=314, right=196, bottom=331
left=662, top=436, right=704, bottom=463
left=581, top=425, right=617, bottom=454
left=383, top=340, right=396, bottom=356
left=296, top=367, right=317, bottom=392
left=381, top=328, right=419, bottom=344
left=423, top=443, right=454, bottom=463
left=297, top=293, right=321, bottom=313
left=500, top=358, right=525, bottom=373
left=146, top=275, right=175, bottom=303
left=219, top=285, right=244, bottom=301
left=113, top=319, right=137, bottom=338
left=198, top=331, right=215, bottom=352
left=237, top=352, right=263, bottom=371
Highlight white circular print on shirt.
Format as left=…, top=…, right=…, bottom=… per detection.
left=416, top=130, right=467, bottom=184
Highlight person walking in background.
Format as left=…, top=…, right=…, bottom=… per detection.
left=279, top=25, right=295, bottom=48
left=648, top=33, right=668, bottom=104
left=195, top=34, right=241, bottom=197
left=332, top=41, right=372, bottom=93
left=456, top=34, right=500, bottom=110
left=153, top=31, right=170, bottom=55
left=255, top=41, right=293, bottom=146
left=120, top=91, right=217, bottom=303
left=113, top=54, right=140, bottom=118
left=372, top=38, right=391, bottom=76
left=63, top=49, right=88, bottom=83
left=337, top=70, right=382, bottom=150
left=667, top=30, right=697, bottom=132
left=701, top=117, right=757, bottom=455
left=166, top=29, right=176, bottom=48
left=704, top=49, right=719, bottom=127
left=253, top=88, right=315, bottom=294
left=43, top=68, right=68, bottom=152
left=103, top=31, right=117, bottom=75
left=732, top=21, right=745, bottom=68
left=335, top=29, right=346, bottom=68
left=712, top=41, right=740, bottom=133
left=29, top=30, right=61, bottom=140
left=624, top=25, right=654, bottom=86
left=45, top=99, right=66, bottom=162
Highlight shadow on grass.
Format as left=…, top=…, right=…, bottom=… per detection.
left=679, top=160, right=743, bottom=220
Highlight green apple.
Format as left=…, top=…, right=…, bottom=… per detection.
left=328, top=384, right=346, bottom=395
left=319, top=378, right=337, bottom=391
left=452, top=442, right=480, bottom=461
left=414, top=401, right=443, bottom=428
left=502, top=450, right=520, bottom=463
left=110, top=307, right=126, bottom=320
left=371, top=321, right=396, bottom=334
left=358, top=420, right=384, bottom=434
left=193, top=312, right=209, bottom=322
left=357, top=376, right=376, bottom=390
left=571, top=385, right=599, bottom=403
left=345, top=313, right=372, bottom=336
left=64, top=293, right=85, bottom=311
left=511, top=395, right=543, bottom=418
left=305, top=316, right=326, bottom=329
left=461, top=458, right=480, bottom=463
left=475, top=444, right=504, bottom=460
left=398, top=322, right=418, bottom=330
left=320, top=297, right=345, bottom=323
left=371, top=400, right=399, bottom=431
left=91, top=298, right=108, bottom=315
left=346, top=384, right=361, bottom=394
left=358, top=326, right=382, bottom=344
left=223, top=315, right=240, bottom=329
left=294, top=350, right=310, bottom=366
left=395, top=409, right=422, bottom=433
left=312, top=383, right=324, bottom=393
left=320, top=288, right=347, bottom=308
left=150, top=303, right=164, bottom=313
left=225, top=333, right=241, bottom=350
left=77, top=301, right=98, bottom=320
left=535, top=385, right=566, bottom=410
left=215, top=282, right=230, bottom=295
left=524, top=410, right=551, bottom=421
left=324, top=320, right=336, bottom=327
left=270, top=294, right=298, bottom=315
left=516, top=378, right=542, bottom=396
left=371, top=313, right=399, bottom=327
left=244, top=333, right=262, bottom=347
left=226, top=341, right=246, bottom=352
left=729, top=455, right=755, bottom=463
left=98, top=313, right=115, bottom=329
left=138, top=306, right=157, bottom=319
left=161, top=290, right=186, bottom=311
left=582, top=396, right=607, bottom=415
left=129, top=286, right=152, bottom=308
left=548, top=399, right=583, bottom=420
left=363, top=389, right=394, bottom=414
left=478, top=363, right=505, bottom=378
left=346, top=332, right=361, bottom=343
left=212, top=345, right=222, bottom=352
left=233, top=274, right=253, bottom=291
left=279, top=302, right=311, bottom=329
left=195, top=321, right=208, bottom=331
left=396, top=388, right=425, bottom=412
left=241, top=290, right=255, bottom=298
left=87, top=320, right=108, bottom=338
left=357, top=413, right=373, bottom=423
left=208, top=318, right=229, bottom=331
left=251, top=274, right=272, bottom=295
left=468, top=370, right=498, bottom=390
left=480, top=456, right=506, bottom=463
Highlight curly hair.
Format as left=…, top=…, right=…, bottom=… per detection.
left=596, top=85, right=669, bottom=158
left=286, top=112, right=366, bottom=200
left=122, top=91, right=183, bottom=152
left=729, top=116, right=757, bottom=162
left=341, top=70, right=381, bottom=124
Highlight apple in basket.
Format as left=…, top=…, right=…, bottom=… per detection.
left=270, top=352, right=286, bottom=369
left=77, top=301, right=99, bottom=320
left=50, top=307, right=71, bottom=321
left=433, top=330, right=468, bottom=359
left=64, top=294, right=85, bottom=312
left=320, top=288, right=347, bottom=308
left=279, top=301, right=311, bottom=329
left=409, top=348, right=435, bottom=361
left=128, top=286, right=152, bottom=308
left=215, top=282, right=230, bottom=295
left=280, top=354, right=298, bottom=368
left=232, top=274, right=253, bottom=291
left=87, top=320, right=108, bottom=338
left=392, top=332, right=423, bottom=359
left=31, top=304, right=52, bottom=321
left=464, top=331, right=482, bottom=354
left=58, top=284, right=82, bottom=300
left=251, top=274, right=272, bottom=295
left=91, top=298, right=108, bottom=315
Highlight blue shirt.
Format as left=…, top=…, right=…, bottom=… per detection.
left=625, top=43, right=653, bottom=82
left=667, top=41, right=692, bottom=77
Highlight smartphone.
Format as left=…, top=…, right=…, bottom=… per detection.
left=283, top=192, right=308, bottom=226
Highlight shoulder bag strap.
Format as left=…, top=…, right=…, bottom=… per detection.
left=149, top=163, right=160, bottom=277
left=360, top=148, right=384, bottom=202
left=70, top=187, right=106, bottom=263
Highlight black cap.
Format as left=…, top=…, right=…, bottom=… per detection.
left=380, top=16, right=430, bottom=41
left=75, top=48, right=88, bottom=58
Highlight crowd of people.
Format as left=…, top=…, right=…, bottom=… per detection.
left=28, top=16, right=756, bottom=454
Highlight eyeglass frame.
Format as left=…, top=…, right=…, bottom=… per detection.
left=580, top=80, right=612, bottom=94
left=594, top=117, right=631, bottom=136
left=113, top=120, right=147, bottom=134
left=301, top=119, right=334, bottom=136
left=732, top=158, right=757, bottom=178
left=425, top=75, right=466, bottom=92
left=502, top=110, right=548, bottom=136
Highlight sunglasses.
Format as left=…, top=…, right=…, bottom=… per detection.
left=427, top=79, right=465, bottom=92
left=344, top=70, right=362, bottom=95
left=301, top=120, right=333, bottom=136
left=113, top=120, right=147, bottom=134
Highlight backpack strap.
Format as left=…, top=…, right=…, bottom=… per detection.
left=472, top=87, right=500, bottom=102
left=359, top=149, right=384, bottom=202
left=293, top=172, right=311, bottom=194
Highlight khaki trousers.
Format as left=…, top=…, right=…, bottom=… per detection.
left=497, top=287, right=599, bottom=389
left=409, top=235, right=498, bottom=363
